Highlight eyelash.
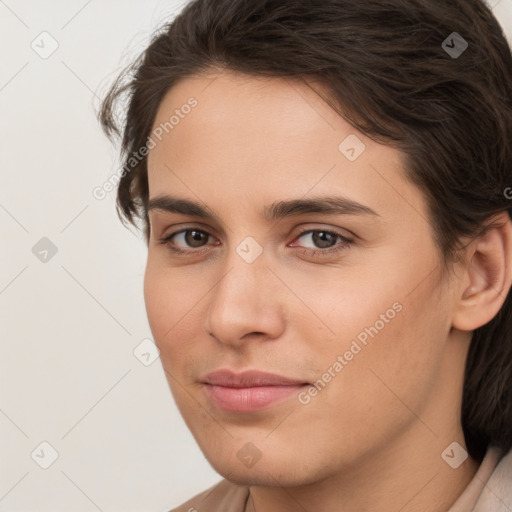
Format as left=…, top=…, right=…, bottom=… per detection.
left=158, top=227, right=353, bottom=258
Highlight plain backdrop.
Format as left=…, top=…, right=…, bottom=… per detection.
left=1, top=1, right=511, bottom=511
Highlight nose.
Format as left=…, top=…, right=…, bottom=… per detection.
left=205, top=245, right=286, bottom=346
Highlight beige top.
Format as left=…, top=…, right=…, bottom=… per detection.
left=169, top=445, right=511, bottom=512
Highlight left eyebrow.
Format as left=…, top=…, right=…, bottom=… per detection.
left=264, top=196, right=380, bottom=221
left=147, top=194, right=380, bottom=221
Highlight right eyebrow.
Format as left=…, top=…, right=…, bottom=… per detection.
left=148, top=196, right=218, bottom=218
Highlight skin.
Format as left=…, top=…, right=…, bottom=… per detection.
left=144, top=70, right=512, bottom=512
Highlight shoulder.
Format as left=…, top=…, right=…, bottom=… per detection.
left=474, top=447, right=512, bottom=511
left=167, top=478, right=250, bottom=512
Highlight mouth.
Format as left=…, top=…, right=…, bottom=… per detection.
left=201, top=369, right=310, bottom=412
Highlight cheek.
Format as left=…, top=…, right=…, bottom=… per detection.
left=320, top=278, right=449, bottom=425
left=143, top=260, right=186, bottom=349
left=306, top=256, right=450, bottom=414
left=143, top=262, right=202, bottom=420
left=143, top=258, right=209, bottom=368
left=288, top=292, right=448, bottom=465
left=143, top=262, right=169, bottom=339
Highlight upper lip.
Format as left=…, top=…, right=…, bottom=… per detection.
left=202, top=369, right=309, bottom=388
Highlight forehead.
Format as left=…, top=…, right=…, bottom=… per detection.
left=146, top=71, right=428, bottom=228
left=151, top=72, right=342, bottom=163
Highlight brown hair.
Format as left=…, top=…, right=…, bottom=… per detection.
left=98, top=0, right=512, bottom=462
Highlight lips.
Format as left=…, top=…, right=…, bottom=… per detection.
left=201, top=370, right=310, bottom=412
left=201, top=369, right=309, bottom=388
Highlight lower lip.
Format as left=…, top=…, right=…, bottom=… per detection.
left=203, top=384, right=308, bottom=412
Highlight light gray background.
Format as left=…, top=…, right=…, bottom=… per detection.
left=1, top=1, right=511, bottom=511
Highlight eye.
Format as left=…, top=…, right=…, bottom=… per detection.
left=289, top=228, right=353, bottom=257
left=159, top=228, right=215, bottom=254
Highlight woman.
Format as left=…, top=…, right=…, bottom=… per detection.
left=98, top=0, right=512, bottom=510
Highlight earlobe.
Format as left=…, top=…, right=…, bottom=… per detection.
left=452, top=212, right=512, bottom=332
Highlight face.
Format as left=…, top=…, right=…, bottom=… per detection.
left=144, top=70, right=463, bottom=486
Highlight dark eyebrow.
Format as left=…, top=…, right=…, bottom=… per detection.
left=147, top=195, right=380, bottom=221
left=264, top=196, right=380, bottom=220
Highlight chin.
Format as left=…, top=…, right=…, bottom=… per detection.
left=206, top=452, right=322, bottom=488
left=220, top=469, right=305, bottom=488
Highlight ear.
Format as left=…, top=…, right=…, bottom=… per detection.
left=452, top=211, right=512, bottom=331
